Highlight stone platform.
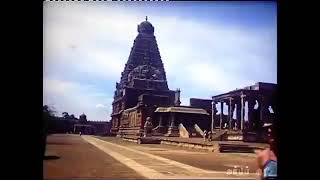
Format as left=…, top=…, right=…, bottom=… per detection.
left=139, top=137, right=162, bottom=144
left=121, top=135, right=268, bottom=153
left=122, top=136, right=161, bottom=144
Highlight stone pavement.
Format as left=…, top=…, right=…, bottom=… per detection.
left=44, top=134, right=145, bottom=179
left=122, top=135, right=268, bottom=147
left=83, top=135, right=259, bottom=179
left=157, top=136, right=269, bottom=149
left=121, top=135, right=268, bottom=152
left=97, top=136, right=259, bottom=173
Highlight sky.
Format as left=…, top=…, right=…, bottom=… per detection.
left=43, top=1, right=277, bottom=121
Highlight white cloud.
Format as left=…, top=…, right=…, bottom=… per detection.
left=43, top=77, right=113, bottom=121
left=44, top=3, right=276, bottom=82
left=183, top=62, right=256, bottom=93
left=180, top=97, right=190, bottom=106
left=96, top=104, right=107, bottom=108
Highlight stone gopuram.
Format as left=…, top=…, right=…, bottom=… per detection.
left=110, top=17, right=178, bottom=136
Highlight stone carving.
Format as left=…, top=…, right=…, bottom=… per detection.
left=143, top=117, right=153, bottom=137
left=116, top=104, right=120, bottom=112
left=128, top=65, right=164, bottom=82
left=121, top=102, right=125, bottom=110
left=110, top=19, right=172, bottom=136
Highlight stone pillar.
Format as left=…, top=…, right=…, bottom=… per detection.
left=248, top=97, right=255, bottom=130
left=220, top=101, right=223, bottom=129
left=170, top=113, right=175, bottom=127
left=236, top=100, right=241, bottom=130
left=260, top=96, right=265, bottom=126
left=228, top=98, right=234, bottom=130
left=231, top=98, right=236, bottom=130
left=165, top=113, right=179, bottom=137
left=211, top=101, right=216, bottom=132
left=241, top=94, right=246, bottom=131
left=153, top=114, right=166, bottom=135
left=159, top=115, right=163, bottom=126
left=226, top=101, right=229, bottom=129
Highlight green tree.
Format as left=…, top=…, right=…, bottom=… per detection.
left=69, top=114, right=76, bottom=119
left=43, top=105, right=56, bottom=158
left=62, top=112, right=69, bottom=119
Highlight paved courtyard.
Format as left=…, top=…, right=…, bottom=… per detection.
left=44, top=134, right=260, bottom=179
left=44, top=134, right=145, bottom=179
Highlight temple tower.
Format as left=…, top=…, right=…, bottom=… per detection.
left=110, top=17, right=176, bottom=136
left=118, top=16, right=168, bottom=90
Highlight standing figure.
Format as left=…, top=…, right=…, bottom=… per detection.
left=203, top=130, right=207, bottom=142
left=208, top=131, right=212, bottom=141
left=143, top=117, right=153, bottom=137
left=224, top=123, right=227, bottom=129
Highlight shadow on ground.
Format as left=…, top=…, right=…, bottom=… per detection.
left=44, top=155, right=60, bottom=160
left=47, top=141, right=75, bottom=145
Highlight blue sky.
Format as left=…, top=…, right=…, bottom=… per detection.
left=43, top=1, right=277, bottom=121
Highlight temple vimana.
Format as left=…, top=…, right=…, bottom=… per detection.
left=110, top=17, right=276, bottom=142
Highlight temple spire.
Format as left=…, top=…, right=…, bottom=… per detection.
left=120, top=18, right=166, bottom=87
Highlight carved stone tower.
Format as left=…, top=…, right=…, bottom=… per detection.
left=110, top=17, right=176, bottom=135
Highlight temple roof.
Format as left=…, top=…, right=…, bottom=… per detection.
left=115, top=17, right=168, bottom=92
left=155, top=106, right=209, bottom=115
left=138, top=16, right=154, bottom=34
left=212, top=82, right=277, bottom=101
left=79, top=113, right=87, bottom=119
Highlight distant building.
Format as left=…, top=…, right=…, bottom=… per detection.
left=46, top=113, right=111, bottom=135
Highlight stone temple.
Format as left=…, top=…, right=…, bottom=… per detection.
left=110, top=17, right=277, bottom=141
left=110, top=17, right=211, bottom=137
